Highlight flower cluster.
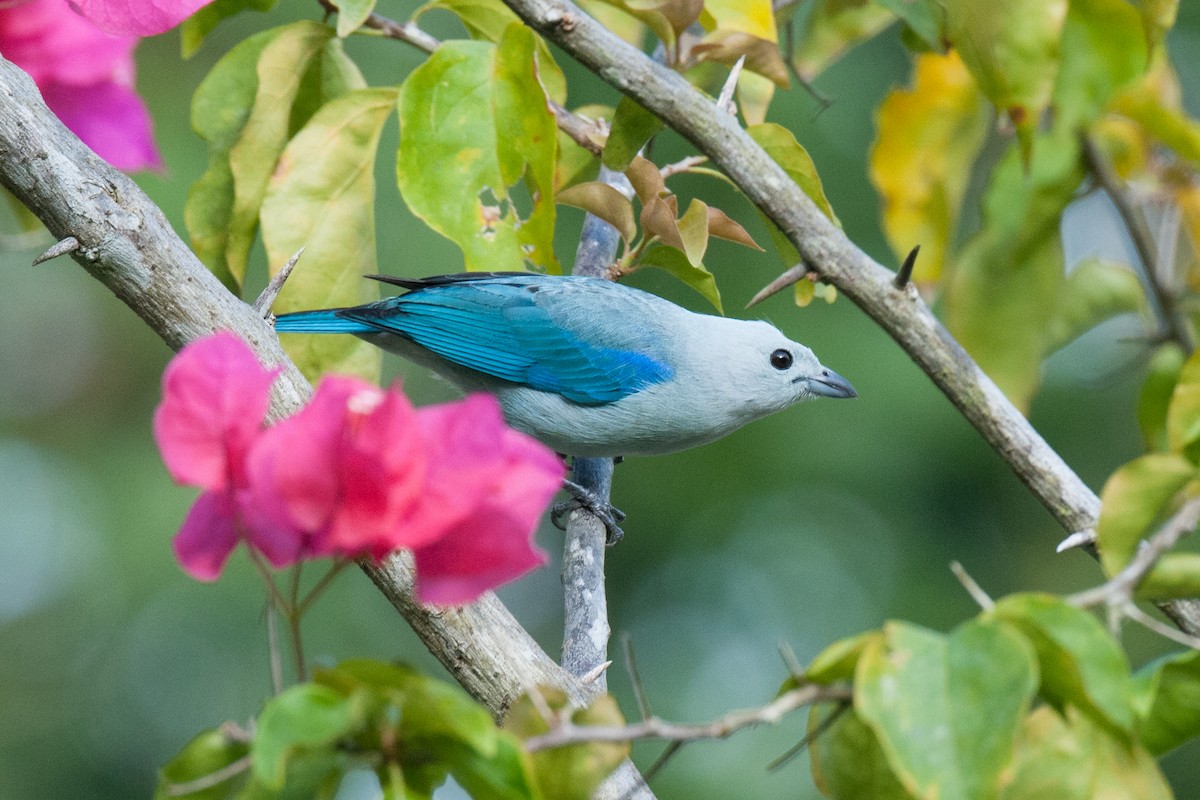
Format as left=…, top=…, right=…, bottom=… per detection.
left=154, top=333, right=564, bottom=605
left=0, top=0, right=172, bottom=171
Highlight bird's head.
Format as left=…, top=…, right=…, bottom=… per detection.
left=715, top=320, right=857, bottom=413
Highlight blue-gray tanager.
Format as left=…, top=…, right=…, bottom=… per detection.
left=274, top=272, right=856, bottom=457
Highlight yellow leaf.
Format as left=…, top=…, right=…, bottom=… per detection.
left=869, top=51, right=988, bottom=283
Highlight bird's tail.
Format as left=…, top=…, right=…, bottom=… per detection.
left=273, top=309, right=375, bottom=334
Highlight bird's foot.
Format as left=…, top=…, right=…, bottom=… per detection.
left=553, top=479, right=627, bottom=546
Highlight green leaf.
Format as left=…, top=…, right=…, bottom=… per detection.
left=875, top=0, right=944, bottom=52
left=253, top=684, right=362, bottom=789
left=869, top=50, right=988, bottom=282
left=185, top=28, right=276, bottom=289
left=637, top=245, right=723, bottom=313
left=397, top=25, right=560, bottom=273
left=747, top=122, right=838, bottom=224
left=1134, top=649, right=1200, bottom=755
left=1136, top=552, right=1200, bottom=600
left=805, top=630, right=880, bottom=684
left=1095, top=452, right=1197, bottom=574
left=1051, top=0, right=1149, bottom=131
left=944, top=131, right=1082, bottom=410
left=809, top=705, right=916, bottom=800
left=444, top=733, right=541, bottom=800
left=992, top=594, right=1135, bottom=737
left=556, top=181, right=636, bottom=244
left=603, top=96, right=664, bottom=171
left=181, top=0, right=278, bottom=59
left=1078, top=708, right=1173, bottom=799
left=790, top=0, right=896, bottom=81
left=1141, top=344, right=1187, bottom=452
left=333, top=0, right=376, bottom=37
left=416, top=0, right=567, bottom=104
left=1167, top=348, right=1200, bottom=463
left=943, top=0, right=1067, bottom=155
left=1045, top=258, right=1146, bottom=353
left=262, top=88, right=395, bottom=383
left=155, top=728, right=250, bottom=800
left=317, top=660, right=498, bottom=757
left=856, top=619, right=1038, bottom=800
left=505, top=690, right=627, bottom=800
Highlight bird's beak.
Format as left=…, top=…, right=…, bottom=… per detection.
left=808, top=368, right=857, bottom=399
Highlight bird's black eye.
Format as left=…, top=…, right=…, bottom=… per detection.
left=770, top=348, right=793, bottom=370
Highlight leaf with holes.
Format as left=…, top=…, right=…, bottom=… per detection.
left=397, top=24, right=559, bottom=273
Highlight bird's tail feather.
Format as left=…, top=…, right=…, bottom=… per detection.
left=273, top=310, right=374, bottom=334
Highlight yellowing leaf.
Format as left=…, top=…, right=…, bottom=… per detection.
left=263, top=88, right=398, bottom=382
left=1095, top=452, right=1196, bottom=575
left=736, top=70, right=774, bottom=127
left=226, top=21, right=336, bottom=285
left=577, top=0, right=648, bottom=47
left=1167, top=348, right=1200, bottom=462
left=585, top=0, right=702, bottom=50
left=333, top=0, right=375, bottom=37
left=397, top=25, right=560, bottom=273
left=870, top=50, right=988, bottom=283
left=697, top=0, right=788, bottom=86
left=1139, top=343, right=1187, bottom=453
left=944, top=0, right=1067, bottom=155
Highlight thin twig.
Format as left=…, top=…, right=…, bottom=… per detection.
left=622, top=634, right=653, bottom=720
left=523, top=683, right=850, bottom=752
left=642, top=741, right=683, bottom=783
left=163, top=754, right=253, bottom=796
left=767, top=701, right=849, bottom=771
left=950, top=561, right=995, bottom=610
left=266, top=605, right=284, bottom=695
left=659, top=155, right=708, bottom=180
left=297, top=559, right=352, bottom=616
left=1081, top=132, right=1193, bottom=351
left=1124, top=603, right=1200, bottom=650
left=1069, top=496, right=1200, bottom=609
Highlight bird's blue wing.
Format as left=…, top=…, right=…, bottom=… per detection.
left=338, top=277, right=673, bottom=404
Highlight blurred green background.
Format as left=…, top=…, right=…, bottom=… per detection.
left=2, top=2, right=1200, bottom=798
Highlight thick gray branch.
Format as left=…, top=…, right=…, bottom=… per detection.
left=498, top=0, right=1200, bottom=634
left=0, top=56, right=654, bottom=797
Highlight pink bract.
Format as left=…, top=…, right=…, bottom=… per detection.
left=244, top=377, right=428, bottom=565
left=0, top=0, right=163, bottom=170
left=69, top=0, right=212, bottom=36
left=411, top=395, right=562, bottom=605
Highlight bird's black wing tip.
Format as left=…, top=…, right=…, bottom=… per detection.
left=365, top=272, right=533, bottom=291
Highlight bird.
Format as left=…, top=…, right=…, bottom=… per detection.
left=273, top=272, right=856, bottom=458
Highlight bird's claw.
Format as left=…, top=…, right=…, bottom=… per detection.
left=553, top=479, right=626, bottom=545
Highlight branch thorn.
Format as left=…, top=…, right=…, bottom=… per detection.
left=893, top=245, right=919, bottom=289
left=716, top=56, right=745, bottom=116
left=254, top=247, right=304, bottom=317
left=32, top=235, right=79, bottom=265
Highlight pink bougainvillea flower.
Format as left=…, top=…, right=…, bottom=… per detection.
left=155, top=335, right=563, bottom=603
left=0, top=0, right=162, bottom=170
left=69, top=0, right=212, bottom=37
left=410, top=394, right=563, bottom=605
left=154, top=332, right=280, bottom=580
left=244, top=377, right=428, bottom=565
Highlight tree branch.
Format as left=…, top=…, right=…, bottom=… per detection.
left=496, top=0, right=1200, bottom=635
left=0, top=55, right=653, bottom=800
